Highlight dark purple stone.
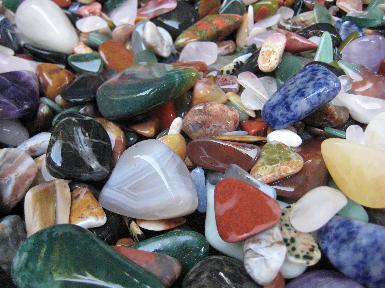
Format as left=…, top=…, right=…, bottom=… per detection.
left=0, top=71, right=39, bottom=119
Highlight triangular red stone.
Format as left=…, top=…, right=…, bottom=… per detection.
left=284, top=31, right=318, bottom=53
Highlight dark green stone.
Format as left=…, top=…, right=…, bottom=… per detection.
left=275, top=53, right=310, bottom=86
left=182, top=256, right=260, bottom=288
left=40, top=97, right=63, bottom=114
left=343, top=8, right=384, bottom=28
left=130, top=230, right=209, bottom=274
left=104, top=0, right=127, bottom=14
left=87, top=32, right=112, bottom=49
left=61, top=74, right=104, bottom=104
left=11, top=225, right=164, bottom=288
left=46, top=113, right=112, bottom=182
left=67, top=53, right=103, bottom=74
left=125, top=131, right=139, bottom=147
left=153, top=1, right=199, bottom=40
left=23, top=44, right=68, bottom=65
left=96, top=64, right=198, bottom=120
left=219, top=0, right=245, bottom=15
left=2, top=0, right=22, bottom=13
left=51, top=108, right=83, bottom=126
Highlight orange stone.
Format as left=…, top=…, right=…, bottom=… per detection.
left=172, top=61, right=208, bottom=73
left=36, top=64, right=75, bottom=100
left=241, top=118, right=269, bottom=136
left=198, top=0, right=221, bottom=18
left=150, top=101, right=177, bottom=130
left=53, top=0, right=71, bottom=8
left=128, top=117, right=159, bottom=138
left=99, top=40, right=134, bottom=72
left=116, top=238, right=135, bottom=246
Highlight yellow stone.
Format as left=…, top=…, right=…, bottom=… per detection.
left=192, top=77, right=227, bottom=106
left=321, top=138, right=385, bottom=208
left=159, top=134, right=187, bottom=159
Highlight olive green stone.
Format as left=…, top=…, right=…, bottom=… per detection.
left=11, top=224, right=164, bottom=288
left=96, top=64, right=199, bottom=120
left=67, top=53, right=103, bottom=74
left=275, top=53, right=310, bottom=87
left=130, top=230, right=209, bottom=274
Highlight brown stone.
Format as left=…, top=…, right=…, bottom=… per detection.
left=112, top=24, right=134, bottom=44
left=304, top=103, right=349, bottom=128
left=216, top=74, right=239, bottom=93
left=198, top=0, right=221, bottom=18
left=128, top=117, right=159, bottom=138
left=99, top=40, right=134, bottom=72
left=241, top=118, right=269, bottom=136
left=192, top=77, right=227, bottom=105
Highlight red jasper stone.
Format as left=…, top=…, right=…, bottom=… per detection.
left=187, top=139, right=260, bottom=173
left=378, top=59, right=385, bottom=77
left=272, top=139, right=328, bottom=200
left=113, top=246, right=182, bottom=287
left=53, top=0, right=71, bottom=8
left=215, top=178, right=281, bottom=243
left=241, top=118, right=268, bottom=136
left=150, top=101, right=177, bottom=130
left=284, top=31, right=318, bottom=53
left=99, top=40, right=134, bottom=72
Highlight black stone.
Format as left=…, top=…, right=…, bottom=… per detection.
left=182, top=256, right=261, bottom=288
left=0, top=268, right=15, bottom=288
left=46, top=113, right=112, bottom=182
left=297, top=23, right=342, bottom=46
left=0, top=16, right=20, bottom=51
left=61, top=74, right=104, bottom=104
left=23, top=44, right=68, bottom=65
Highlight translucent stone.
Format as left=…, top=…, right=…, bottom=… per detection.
left=280, top=256, right=307, bottom=279
left=192, top=78, right=227, bottom=105
left=17, top=132, right=51, bottom=157
left=267, top=129, right=302, bottom=147
left=259, top=76, right=277, bottom=97
left=277, top=7, right=294, bottom=20
left=99, top=140, right=198, bottom=220
left=0, top=119, right=29, bottom=146
left=109, top=0, right=138, bottom=26
left=76, top=16, right=109, bottom=33
left=0, top=52, right=38, bottom=73
left=252, top=14, right=281, bottom=30
left=179, top=42, right=218, bottom=66
left=363, top=111, right=385, bottom=150
left=345, top=125, right=365, bottom=145
left=143, top=21, right=173, bottom=58
left=238, top=72, right=269, bottom=110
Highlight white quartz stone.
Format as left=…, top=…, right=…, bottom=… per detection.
left=238, top=71, right=269, bottom=110
left=277, top=6, right=294, bottom=20
left=99, top=139, right=198, bottom=220
left=15, top=0, right=79, bottom=53
left=346, top=125, right=365, bottom=145
left=0, top=53, right=38, bottom=73
left=168, top=117, right=183, bottom=135
left=76, top=16, right=109, bottom=33
left=267, top=129, right=302, bottom=147
left=143, top=21, right=173, bottom=58
left=280, top=256, right=307, bottom=279
left=363, top=111, right=385, bottom=150
left=17, top=132, right=51, bottom=157
left=0, top=119, right=29, bottom=147
left=109, top=0, right=137, bottom=26
left=179, top=41, right=218, bottom=66
left=290, top=186, right=347, bottom=233
left=243, top=225, right=287, bottom=285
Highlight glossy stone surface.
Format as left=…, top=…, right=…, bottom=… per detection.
left=0, top=16, right=20, bottom=51
left=267, top=129, right=302, bottom=148
left=0, top=119, right=29, bottom=147
left=99, top=40, right=134, bottom=72
left=338, top=198, right=368, bottom=223
left=15, top=0, right=79, bottom=53
left=97, top=64, right=198, bottom=120
left=258, top=32, right=286, bottom=73
left=46, top=114, right=112, bottom=182
left=215, top=178, right=281, bottom=243
left=130, top=230, right=209, bottom=274
left=180, top=42, right=218, bottom=66
left=0, top=148, right=37, bottom=213
left=23, top=44, right=68, bottom=65
left=61, top=74, right=104, bottom=104
left=67, top=53, right=104, bottom=74
left=182, top=102, right=239, bottom=139
left=136, top=217, right=186, bottom=231
left=241, top=118, right=268, bottom=136
left=297, top=23, right=341, bottom=47
left=0, top=70, right=39, bottom=119
left=251, top=142, right=304, bottom=184
left=318, top=216, right=385, bottom=287
left=304, top=103, right=349, bottom=128
left=191, top=167, right=206, bottom=213
left=321, top=138, right=385, bottom=208
left=283, top=31, right=318, bottom=53
left=138, top=0, right=177, bottom=19
left=183, top=256, right=260, bottom=288
left=12, top=224, right=164, bottom=288
left=17, top=132, right=50, bottom=157
left=113, top=246, right=181, bottom=287
left=99, top=140, right=198, bottom=220
left=187, top=139, right=260, bottom=173
left=262, top=64, right=341, bottom=129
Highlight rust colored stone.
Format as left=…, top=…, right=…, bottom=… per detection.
left=150, top=101, right=177, bottom=130
left=303, top=103, right=349, bottom=128
left=128, top=117, right=159, bottom=138
left=99, top=40, right=134, bottom=72
left=241, top=118, right=268, bottom=136
left=116, top=238, right=135, bottom=246
left=53, top=0, right=71, bottom=8
left=198, top=0, right=221, bottom=18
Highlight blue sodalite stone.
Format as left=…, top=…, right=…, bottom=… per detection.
left=318, top=216, right=385, bottom=288
left=262, top=63, right=341, bottom=129
left=338, top=21, right=364, bottom=41
left=191, top=167, right=207, bottom=213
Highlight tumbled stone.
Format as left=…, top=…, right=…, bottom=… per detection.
left=218, top=40, right=237, bottom=55
left=179, top=41, right=218, bottom=65
left=0, top=148, right=37, bottom=213
left=61, top=74, right=103, bottom=104
left=198, top=0, right=221, bottom=17
left=99, top=40, right=134, bottom=72
left=31, top=154, right=56, bottom=186
left=128, top=117, right=160, bottom=138
left=112, top=24, right=134, bottom=43
left=283, top=30, right=318, bottom=53
left=108, top=0, right=137, bottom=26
left=215, top=178, right=281, bottom=242
left=216, top=74, right=239, bottom=93
left=138, top=0, right=177, bottom=19
left=252, top=0, right=278, bottom=22
left=338, top=198, right=369, bottom=223
left=76, top=16, right=109, bottom=33
left=77, top=2, right=102, bottom=16
left=159, top=133, right=187, bottom=159
left=267, top=129, right=302, bottom=148
left=241, top=118, right=268, bottom=136
left=0, top=16, right=19, bottom=51
left=251, top=142, right=304, bottom=184
left=0, top=119, right=29, bottom=147
left=17, top=132, right=50, bottom=157
left=182, top=102, right=239, bottom=139
left=136, top=217, right=186, bottom=231
left=193, top=78, right=227, bottom=106
left=46, top=114, right=112, bottom=182
left=280, top=256, right=307, bottom=279
left=187, top=139, right=260, bottom=173
left=67, top=53, right=104, bottom=74
left=297, top=23, right=341, bottom=46
left=304, top=103, right=349, bottom=128
left=24, top=180, right=71, bottom=236
left=258, top=32, right=286, bottom=73
left=143, top=21, right=173, bottom=58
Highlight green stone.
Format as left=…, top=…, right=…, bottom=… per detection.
left=67, top=53, right=103, bottom=74
left=275, top=53, right=310, bottom=87
left=2, top=0, right=23, bottom=12
left=343, top=8, right=384, bottom=28
left=96, top=64, right=199, bottom=120
left=324, top=127, right=346, bottom=138
left=40, top=97, right=63, bottom=114
left=87, top=32, right=112, bottom=49
left=338, top=199, right=369, bottom=222
left=134, top=50, right=158, bottom=65
left=368, top=0, right=384, bottom=10
left=219, top=0, right=246, bottom=15
left=314, top=31, right=333, bottom=63
left=11, top=225, right=165, bottom=288
left=314, top=4, right=332, bottom=24
left=103, top=0, right=127, bottom=14
left=130, top=230, right=209, bottom=274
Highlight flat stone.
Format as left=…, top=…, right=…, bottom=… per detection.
left=304, top=103, right=349, bottom=128
left=67, top=53, right=104, bottom=74
left=46, top=114, right=112, bottom=182
left=99, top=139, right=198, bottom=220
left=24, top=180, right=71, bottom=236
left=267, top=129, right=302, bottom=148
left=61, top=74, right=104, bottom=104
left=113, top=246, right=181, bottom=287
left=99, top=40, right=134, bottom=72
left=187, top=139, right=260, bottom=173
left=179, top=42, right=218, bottom=66
left=215, top=178, right=281, bottom=243
left=182, top=102, right=239, bottom=139
left=0, top=119, right=29, bottom=147
left=136, top=217, right=186, bottom=231
left=97, top=64, right=198, bottom=120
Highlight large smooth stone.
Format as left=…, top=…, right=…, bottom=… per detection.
left=130, top=230, right=209, bottom=274
left=97, top=64, right=198, bottom=120
left=15, top=0, right=79, bottom=53
left=0, top=148, right=37, bottom=213
left=262, top=63, right=341, bottom=129
left=289, top=186, right=347, bottom=233
left=0, top=215, right=26, bottom=273
left=318, top=216, right=385, bottom=288
left=286, top=270, right=364, bottom=288
left=113, top=246, right=181, bottom=287
left=179, top=42, right=218, bottom=66
left=187, top=139, right=260, bottom=173
left=182, top=256, right=260, bottom=288
left=46, top=114, right=112, bottom=182
left=99, top=139, right=198, bottom=220
left=0, top=119, right=29, bottom=147
left=12, top=224, right=164, bottom=288
left=215, top=178, right=281, bottom=243
left=321, top=138, right=385, bottom=208
left=0, top=71, right=39, bottom=119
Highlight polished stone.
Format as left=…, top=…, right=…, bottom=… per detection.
left=0, top=16, right=20, bottom=51
left=99, top=40, right=134, bottom=72
left=304, top=103, right=349, bottom=128
left=61, top=74, right=104, bottom=104
left=0, top=119, right=29, bottom=147
left=67, top=53, right=104, bottom=74
left=17, top=132, right=50, bottom=157
left=136, top=217, right=186, bottom=231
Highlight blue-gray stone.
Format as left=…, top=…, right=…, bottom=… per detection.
left=318, top=216, right=385, bottom=288
left=0, top=16, right=19, bottom=51
left=262, top=63, right=341, bottom=129
left=191, top=167, right=207, bottom=213
left=207, top=172, right=224, bottom=185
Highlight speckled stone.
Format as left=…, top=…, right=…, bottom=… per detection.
left=262, top=63, right=341, bottom=129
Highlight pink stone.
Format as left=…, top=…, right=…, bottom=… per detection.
left=336, top=0, right=362, bottom=13
left=77, top=2, right=102, bottom=17
left=138, top=0, right=177, bottom=19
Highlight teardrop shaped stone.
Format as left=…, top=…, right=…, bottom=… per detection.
left=12, top=224, right=164, bottom=288
left=97, top=64, right=198, bottom=120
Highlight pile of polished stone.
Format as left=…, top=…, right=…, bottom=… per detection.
left=1, top=0, right=385, bottom=287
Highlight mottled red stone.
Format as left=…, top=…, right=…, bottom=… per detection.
left=99, top=40, right=134, bottom=72
left=216, top=75, right=239, bottom=93
left=241, top=118, right=268, bottom=136
left=272, top=139, right=328, bottom=200
left=350, top=66, right=385, bottom=100
left=150, top=101, right=177, bottom=130
left=53, top=0, right=71, bottom=8
left=113, top=246, right=182, bottom=287
left=303, top=103, right=349, bottom=128
left=215, top=178, right=281, bottom=243
left=187, top=139, right=260, bottom=173
left=283, top=31, right=318, bottom=53
left=198, top=0, right=221, bottom=18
